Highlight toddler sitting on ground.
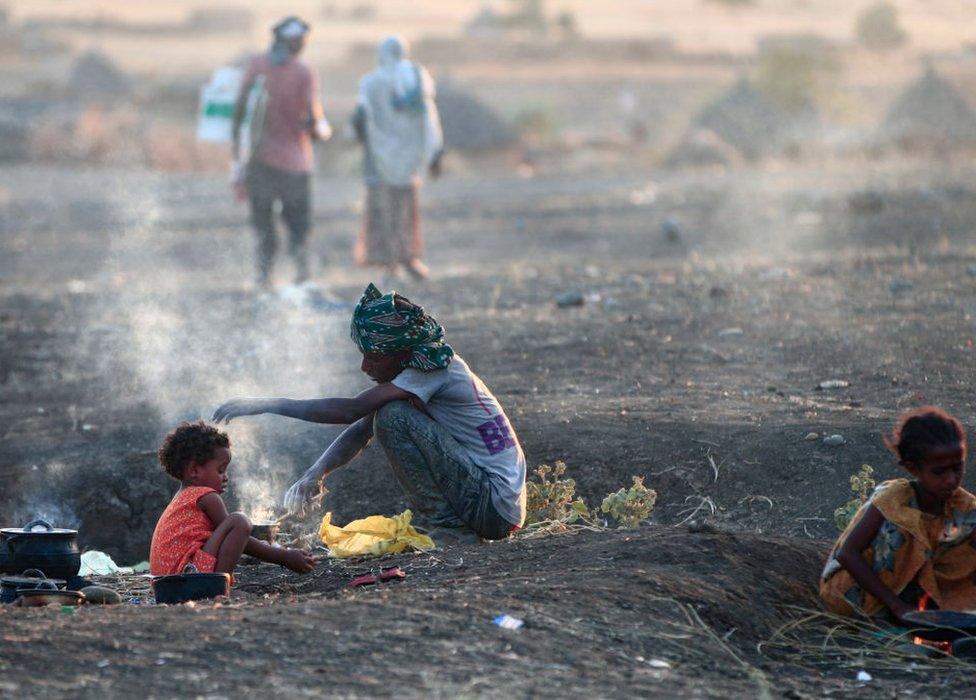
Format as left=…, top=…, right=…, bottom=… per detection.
left=149, top=421, right=315, bottom=578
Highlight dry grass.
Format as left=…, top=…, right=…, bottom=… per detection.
left=761, top=606, right=976, bottom=674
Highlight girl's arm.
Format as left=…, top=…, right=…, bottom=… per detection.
left=835, top=504, right=913, bottom=621
left=212, top=384, right=412, bottom=426
left=197, top=492, right=315, bottom=571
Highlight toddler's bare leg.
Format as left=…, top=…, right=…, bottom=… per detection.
left=200, top=512, right=252, bottom=574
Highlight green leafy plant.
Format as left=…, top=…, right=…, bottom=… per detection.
left=601, top=476, right=657, bottom=528
left=525, top=461, right=592, bottom=525
left=834, top=464, right=875, bottom=531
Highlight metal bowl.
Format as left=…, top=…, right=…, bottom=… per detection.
left=902, top=610, right=976, bottom=641
left=251, top=521, right=278, bottom=544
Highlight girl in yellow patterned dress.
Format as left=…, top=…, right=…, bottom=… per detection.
left=821, top=407, right=976, bottom=621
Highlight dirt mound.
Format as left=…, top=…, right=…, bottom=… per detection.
left=67, top=51, right=131, bottom=101
left=880, top=67, right=976, bottom=150
left=691, top=78, right=790, bottom=158
left=664, top=128, right=742, bottom=169
left=0, top=527, right=833, bottom=697
left=435, top=81, right=519, bottom=152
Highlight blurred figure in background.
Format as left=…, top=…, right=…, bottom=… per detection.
left=232, top=16, right=332, bottom=290
left=352, top=36, right=443, bottom=281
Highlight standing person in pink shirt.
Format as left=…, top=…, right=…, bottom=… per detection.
left=232, top=16, right=332, bottom=289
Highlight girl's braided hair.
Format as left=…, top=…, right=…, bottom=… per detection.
left=884, top=406, right=966, bottom=468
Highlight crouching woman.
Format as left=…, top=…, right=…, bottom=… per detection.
left=213, top=283, right=527, bottom=544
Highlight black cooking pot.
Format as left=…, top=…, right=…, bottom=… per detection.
left=0, top=569, right=64, bottom=605
left=152, top=573, right=230, bottom=604
left=0, top=519, right=81, bottom=582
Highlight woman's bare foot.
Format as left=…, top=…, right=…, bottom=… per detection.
left=405, top=259, right=429, bottom=280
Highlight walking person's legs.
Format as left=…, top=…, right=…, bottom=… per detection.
left=280, top=170, right=311, bottom=284
left=247, top=162, right=279, bottom=288
left=392, top=184, right=427, bottom=280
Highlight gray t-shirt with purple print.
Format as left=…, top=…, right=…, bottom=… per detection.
left=392, top=355, right=527, bottom=527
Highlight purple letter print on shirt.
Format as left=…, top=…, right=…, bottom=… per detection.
left=477, top=414, right=517, bottom=456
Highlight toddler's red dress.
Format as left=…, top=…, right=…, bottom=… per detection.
left=150, top=486, right=218, bottom=575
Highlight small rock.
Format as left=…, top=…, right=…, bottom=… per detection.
left=817, top=379, right=850, bottom=390
left=889, top=278, right=914, bottom=295
left=661, top=218, right=681, bottom=242
left=80, top=585, right=122, bottom=605
left=686, top=520, right=718, bottom=534
left=709, top=286, right=729, bottom=299
left=848, top=190, right=884, bottom=215
left=856, top=670, right=872, bottom=683
left=823, top=434, right=846, bottom=447
left=555, top=290, right=585, bottom=308
left=717, top=327, right=744, bottom=337
left=803, top=432, right=819, bottom=441
left=759, top=267, right=791, bottom=280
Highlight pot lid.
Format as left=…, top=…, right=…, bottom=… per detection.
left=1, top=519, right=77, bottom=536
left=1, top=527, right=77, bottom=535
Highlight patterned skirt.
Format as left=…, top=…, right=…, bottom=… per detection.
left=354, top=183, right=422, bottom=266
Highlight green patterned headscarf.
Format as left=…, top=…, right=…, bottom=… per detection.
left=350, top=283, right=454, bottom=371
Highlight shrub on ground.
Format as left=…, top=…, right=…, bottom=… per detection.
left=834, top=464, right=875, bottom=531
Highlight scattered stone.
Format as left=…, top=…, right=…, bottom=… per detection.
left=823, top=434, right=846, bottom=446
left=759, top=267, right=791, bottom=280
left=967, top=264, right=976, bottom=278
left=555, top=290, right=585, bottom=308
left=80, top=585, right=122, bottom=605
left=889, top=278, right=914, bottom=295
left=817, top=379, right=850, bottom=390
left=709, top=285, right=729, bottom=299
left=848, top=190, right=885, bottom=215
left=803, top=432, right=819, bottom=441
left=686, top=520, right=718, bottom=534
left=661, top=217, right=682, bottom=242
left=717, top=327, right=744, bottom=337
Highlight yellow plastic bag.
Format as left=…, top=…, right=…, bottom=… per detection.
left=319, top=509, right=435, bottom=558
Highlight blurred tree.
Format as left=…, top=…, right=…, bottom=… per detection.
left=855, top=2, right=908, bottom=51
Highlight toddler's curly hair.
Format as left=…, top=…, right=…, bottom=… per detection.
left=158, top=421, right=230, bottom=480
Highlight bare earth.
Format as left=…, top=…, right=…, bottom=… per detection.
left=3, top=153, right=976, bottom=696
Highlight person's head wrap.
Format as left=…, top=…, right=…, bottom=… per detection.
left=270, top=16, right=309, bottom=65
left=377, top=35, right=408, bottom=72
left=350, top=283, right=454, bottom=371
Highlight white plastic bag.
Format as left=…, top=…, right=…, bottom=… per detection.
left=197, top=66, right=244, bottom=143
